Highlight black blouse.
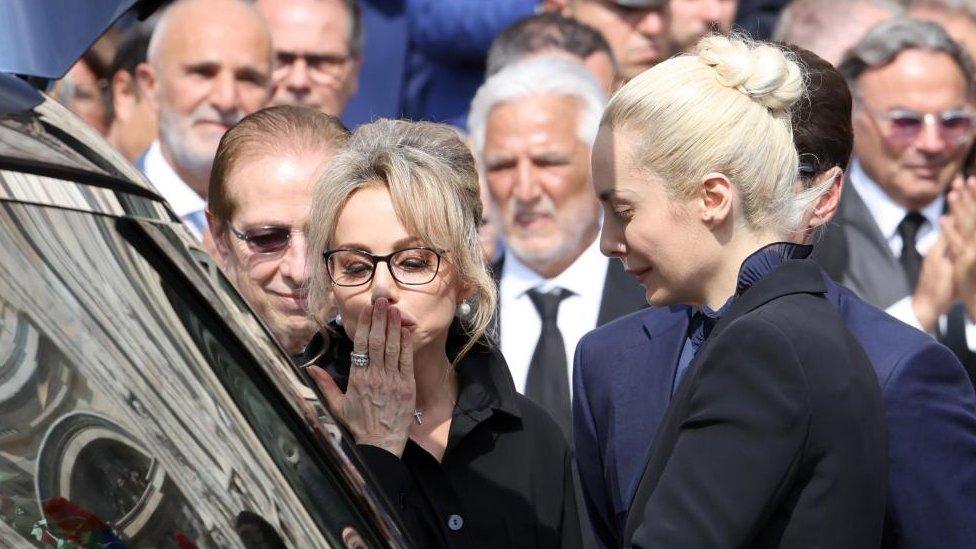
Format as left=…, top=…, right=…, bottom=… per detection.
left=300, top=325, right=581, bottom=549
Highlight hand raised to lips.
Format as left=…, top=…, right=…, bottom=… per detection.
left=308, top=298, right=417, bottom=457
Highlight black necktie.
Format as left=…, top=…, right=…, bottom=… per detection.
left=897, top=211, right=926, bottom=289
left=525, top=287, right=573, bottom=441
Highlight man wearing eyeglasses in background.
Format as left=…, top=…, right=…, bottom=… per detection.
left=815, top=18, right=976, bottom=381
left=255, top=0, right=362, bottom=118
left=207, top=105, right=350, bottom=355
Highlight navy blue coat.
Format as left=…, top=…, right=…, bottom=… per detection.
left=573, top=272, right=976, bottom=548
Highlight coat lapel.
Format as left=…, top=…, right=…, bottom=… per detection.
left=613, top=308, right=688, bottom=512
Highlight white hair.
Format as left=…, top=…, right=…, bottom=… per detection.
left=467, top=55, right=607, bottom=160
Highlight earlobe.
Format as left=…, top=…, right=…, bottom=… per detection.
left=700, top=172, right=734, bottom=228
left=134, top=62, right=158, bottom=112
left=809, top=167, right=845, bottom=227
left=112, top=71, right=134, bottom=122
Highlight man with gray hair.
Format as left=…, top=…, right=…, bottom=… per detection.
left=469, top=56, right=645, bottom=438
left=135, top=0, right=272, bottom=240
left=773, top=0, right=903, bottom=65
left=815, top=18, right=976, bottom=392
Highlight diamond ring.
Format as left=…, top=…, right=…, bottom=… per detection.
left=350, top=352, right=369, bottom=368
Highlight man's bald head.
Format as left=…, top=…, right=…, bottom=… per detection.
left=139, top=0, right=272, bottom=198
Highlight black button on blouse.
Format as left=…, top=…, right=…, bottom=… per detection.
left=301, top=324, right=582, bottom=549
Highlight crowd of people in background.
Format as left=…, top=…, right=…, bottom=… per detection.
left=53, top=0, right=976, bottom=547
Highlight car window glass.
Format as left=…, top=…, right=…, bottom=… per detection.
left=0, top=200, right=389, bottom=548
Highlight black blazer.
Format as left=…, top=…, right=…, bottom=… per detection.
left=624, top=259, right=887, bottom=548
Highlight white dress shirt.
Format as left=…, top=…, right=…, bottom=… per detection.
left=143, top=140, right=208, bottom=240
left=849, top=160, right=975, bottom=350
left=499, top=237, right=609, bottom=395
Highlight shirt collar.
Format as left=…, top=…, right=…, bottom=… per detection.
left=499, top=236, right=605, bottom=301
left=848, top=158, right=945, bottom=240
left=143, top=140, right=207, bottom=218
left=693, top=241, right=812, bottom=324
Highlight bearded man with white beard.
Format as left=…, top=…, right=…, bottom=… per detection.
left=468, top=56, right=646, bottom=440
left=135, top=0, right=272, bottom=240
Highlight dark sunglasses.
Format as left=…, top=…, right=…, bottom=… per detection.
left=227, top=224, right=302, bottom=254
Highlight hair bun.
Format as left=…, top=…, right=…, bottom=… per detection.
left=697, top=35, right=804, bottom=112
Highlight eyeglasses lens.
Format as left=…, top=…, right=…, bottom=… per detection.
left=245, top=227, right=291, bottom=254
left=887, top=110, right=973, bottom=143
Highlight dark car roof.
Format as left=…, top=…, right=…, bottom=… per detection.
left=0, top=0, right=158, bottom=80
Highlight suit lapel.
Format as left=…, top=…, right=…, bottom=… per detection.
left=615, top=309, right=688, bottom=507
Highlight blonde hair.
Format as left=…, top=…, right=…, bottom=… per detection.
left=307, top=119, right=497, bottom=362
left=603, top=35, right=824, bottom=233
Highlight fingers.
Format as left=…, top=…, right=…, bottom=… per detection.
left=949, top=175, right=976, bottom=232
left=307, top=366, right=344, bottom=416
left=368, top=298, right=388, bottom=368
left=942, top=216, right=963, bottom=260
left=385, top=306, right=401, bottom=372
left=399, top=325, right=414, bottom=379
left=352, top=303, right=372, bottom=354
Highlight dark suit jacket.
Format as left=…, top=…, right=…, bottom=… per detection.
left=813, top=179, right=912, bottom=309
left=574, top=267, right=976, bottom=547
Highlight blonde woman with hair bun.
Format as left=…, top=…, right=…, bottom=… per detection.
left=591, top=35, right=888, bottom=546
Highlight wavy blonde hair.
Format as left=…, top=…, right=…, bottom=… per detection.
left=603, top=34, right=827, bottom=234
left=306, top=119, right=497, bottom=362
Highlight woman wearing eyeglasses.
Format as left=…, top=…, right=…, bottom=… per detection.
left=300, top=119, right=581, bottom=549
left=594, top=36, right=887, bottom=546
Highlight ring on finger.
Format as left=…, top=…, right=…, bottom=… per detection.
left=350, top=352, right=369, bottom=368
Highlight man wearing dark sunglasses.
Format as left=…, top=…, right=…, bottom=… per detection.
left=816, top=18, right=976, bottom=374
left=206, top=105, right=349, bottom=355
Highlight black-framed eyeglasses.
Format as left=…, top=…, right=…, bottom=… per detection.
left=323, top=247, right=446, bottom=287
left=228, top=224, right=302, bottom=254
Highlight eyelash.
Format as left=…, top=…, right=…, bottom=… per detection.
left=613, top=208, right=634, bottom=221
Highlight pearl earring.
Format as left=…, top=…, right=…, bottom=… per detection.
left=335, top=313, right=343, bottom=326
left=457, top=301, right=472, bottom=318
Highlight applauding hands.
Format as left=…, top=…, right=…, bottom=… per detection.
left=913, top=175, right=976, bottom=330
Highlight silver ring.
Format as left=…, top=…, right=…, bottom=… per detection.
left=350, top=352, right=369, bottom=368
